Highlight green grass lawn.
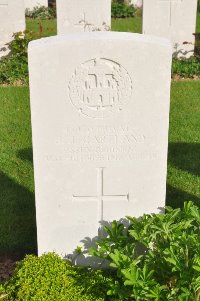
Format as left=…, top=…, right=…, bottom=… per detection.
left=167, top=81, right=200, bottom=208
left=112, top=16, right=142, bottom=33
left=26, top=18, right=57, bottom=37
left=0, top=87, right=36, bottom=258
left=0, top=15, right=200, bottom=258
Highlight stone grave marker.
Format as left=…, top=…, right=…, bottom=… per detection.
left=28, top=32, right=172, bottom=261
left=131, top=0, right=143, bottom=8
left=57, top=0, right=111, bottom=34
left=25, top=0, right=48, bottom=10
left=143, top=0, right=198, bottom=58
left=0, top=0, right=25, bottom=58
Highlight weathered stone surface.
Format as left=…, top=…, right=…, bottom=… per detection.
left=28, top=32, right=172, bottom=261
left=57, top=0, right=111, bottom=34
left=143, top=0, right=198, bottom=58
left=0, top=0, right=25, bottom=58
left=25, top=0, right=48, bottom=10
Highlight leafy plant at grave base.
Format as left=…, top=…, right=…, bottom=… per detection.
left=3, top=253, right=114, bottom=301
left=25, top=6, right=56, bottom=20
left=0, top=284, right=7, bottom=299
left=90, top=201, right=200, bottom=301
left=172, top=56, right=200, bottom=78
left=111, top=3, right=135, bottom=18
left=0, top=31, right=37, bottom=85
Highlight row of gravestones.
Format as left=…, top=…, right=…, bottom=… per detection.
left=0, top=0, right=198, bottom=59
left=0, top=0, right=197, bottom=264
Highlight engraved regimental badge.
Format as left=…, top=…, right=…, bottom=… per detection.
left=69, top=58, right=132, bottom=118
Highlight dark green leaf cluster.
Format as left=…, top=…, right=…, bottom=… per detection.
left=111, top=3, right=135, bottom=18
left=0, top=31, right=37, bottom=85
left=172, top=57, right=200, bottom=78
left=3, top=253, right=111, bottom=301
left=90, top=201, right=200, bottom=301
left=25, top=6, right=56, bottom=20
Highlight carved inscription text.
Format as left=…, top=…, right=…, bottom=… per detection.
left=44, top=125, right=159, bottom=163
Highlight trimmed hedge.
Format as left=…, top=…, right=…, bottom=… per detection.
left=2, top=253, right=112, bottom=301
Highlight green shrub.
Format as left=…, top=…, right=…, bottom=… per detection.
left=1, top=202, right=200, bottom=300
left=172, top=57, right=200, bottom=78
left=3, top=253, right=112, bottom=301
left=25, top=6, right=56, bottom=20
left=90, top=201, right=200, bottom=300
left=111, top=3, right=135, bottom=18
left=0, top=31, right=36, bottom=85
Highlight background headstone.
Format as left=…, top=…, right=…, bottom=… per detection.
left=25, top=0, right=48, bottom=10
left=0, top=0, right=25, bottom=58
left=29, top=32, right=172, bottom=261
left=130, top=0, right=143, bottom=7
left=57, top=0, right=111, bottom=34
left=143, top=0, right=198, bottom=58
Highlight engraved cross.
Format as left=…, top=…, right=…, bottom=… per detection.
left=73, top=167, right=129, bottom=223
left=74, top=12, right=88, bottom=32
left=159, top=0, right=183, bottom=26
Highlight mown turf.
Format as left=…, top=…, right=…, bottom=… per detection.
left=167, top=81, right=200, bottom=208
left=112, top=16, right=142, bottom=33
left=26, top=18, right=57, bottom=37
left=0, top=87, right=36, bottom=257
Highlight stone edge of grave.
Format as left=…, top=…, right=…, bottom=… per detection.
left=28, top=32, right=173, bottom=50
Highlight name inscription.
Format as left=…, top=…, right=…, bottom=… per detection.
left=45, top=125, right=158, bottom=162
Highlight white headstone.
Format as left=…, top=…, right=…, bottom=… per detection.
left=130, top=0, right=143, bottom=7
left=25, top=0, right=48, bottom=10
left=57, top=0, right=111, bottom=34
left=28, top=32, right=172, bottom=261
left=143, top=0, right=198, bottom=58
left=0, top=0, right=25, bottom=58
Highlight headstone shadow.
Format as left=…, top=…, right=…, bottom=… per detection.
left=18, top=148, right=33, bottom=164
left=66, top=217, right=153, bottom=267
left=168, top=142, right=200, bottom=177
left=0, top=171, right=37, bottom=259
left=0, top=44, right=10, bottom=59
left=166, top=183, right=200, bottom=209
left=173, top=44, right=195, bottom=58
left=167, top=142, right=200, bottom=208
